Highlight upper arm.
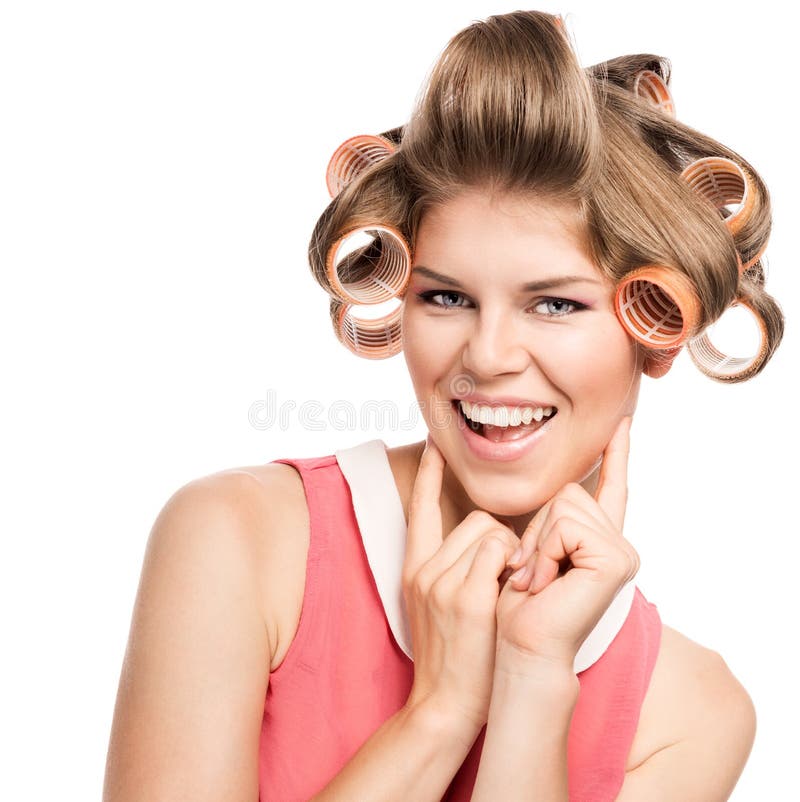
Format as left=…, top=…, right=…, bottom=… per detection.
left=103, top=470, right=279, bottom=802
left=616, top=649, right=757, bottom=802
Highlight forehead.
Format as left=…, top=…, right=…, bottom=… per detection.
left=414, top=189, right=599, bottom=279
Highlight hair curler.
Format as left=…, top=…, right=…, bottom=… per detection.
left=331, top=296, right=404, bottom=360
left=686, top=297, right=769, bottom=382
left=614, top=265, right=701, bottom=349
left=740, top=242, right=768, bottom=273
left=324, top=223, right=412, bottom=306
left=326, top=134, right=397, bottom=199
left=680, top=157, right=755, bottom=237
left=633, top=70, right=676, bottom=117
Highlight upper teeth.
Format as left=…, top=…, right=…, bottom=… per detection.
left=459, top=400, right=556, bottom=427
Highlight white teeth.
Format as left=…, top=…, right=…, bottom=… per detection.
left=459, top=400, right=556, bottom=428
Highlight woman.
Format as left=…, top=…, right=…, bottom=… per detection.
left=103, top=10, right=784, bottom=801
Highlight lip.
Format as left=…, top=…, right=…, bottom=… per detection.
left=451, top=400, right=556, bottom=462
left=455, top=392, right=556, bottom=409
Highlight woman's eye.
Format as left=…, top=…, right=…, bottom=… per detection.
left=533, top=298, right=580, bottom=316
left=416, top=291, right=470, bottom=309
left=416, top=291, right=584, bottom=316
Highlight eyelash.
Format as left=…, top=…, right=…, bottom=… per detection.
left=414, top=290, right=587, bottom=317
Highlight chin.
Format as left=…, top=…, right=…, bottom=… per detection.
left=460, top=475, right=555, bottom=518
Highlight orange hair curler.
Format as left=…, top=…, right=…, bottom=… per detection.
left=633, top=70, right=676, bottom=117
left=331, top=297, right=404, bottom=360
left=615, top=265, right=701, bottom=350
left=680, top=157, right=755, bottom=237
left=325, top=223, right=412, bottom=306
left=326, top=134, right=396, bottom=199
left=686, top=297, right=770, bottom=382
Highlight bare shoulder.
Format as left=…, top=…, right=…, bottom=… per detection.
left=103, top=465, right=308, bottom=800
left=204, top=462, right=312, bottom=673
left=154, top=464, right=310, bottom=663
left=625, top=622, right=756, bottom=778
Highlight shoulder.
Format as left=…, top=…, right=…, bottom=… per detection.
left=622, top=622, right=756, bottom=795
left=105, top=466, right=309, bottom=799
left=151, top=463, right=310, bottom=665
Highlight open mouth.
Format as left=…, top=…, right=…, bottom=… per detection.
left=451, top=400, right=558, bottom=442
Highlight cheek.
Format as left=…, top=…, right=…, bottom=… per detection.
left=540, top=322, right=639, bottom=402
left=401, top=304, right=443, bottom=390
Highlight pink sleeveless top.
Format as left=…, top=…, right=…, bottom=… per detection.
left=259, top=441, right=662, bottom=801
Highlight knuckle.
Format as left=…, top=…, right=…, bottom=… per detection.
left=480, top=533, right=508, bottom=551
left=551, top=516, right=573, bottom=537
left=429, top=578, right=448, bottom=610
left=628, top=547, right=641, bottom=578
left=404, top=567, right=429, bottom=599
left=466, top=509, right=494, bottom=526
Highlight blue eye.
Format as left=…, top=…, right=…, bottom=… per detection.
left=415, top=290, right=470, bottom=309
left=533, top=298, right=580, bottom=316
left=416, top=290, right=585, bottom=316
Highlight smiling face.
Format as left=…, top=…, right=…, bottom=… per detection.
left=401, top=188, right=645, bottom=523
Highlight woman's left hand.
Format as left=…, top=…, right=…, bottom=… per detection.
left=495, top=416, right=640, bottom=671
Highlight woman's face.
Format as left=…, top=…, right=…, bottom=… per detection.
left=401, top=188, right=644, bottom=518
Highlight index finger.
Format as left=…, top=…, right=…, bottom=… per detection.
left=404, top=435, right=445, bottom=577
left=593, top=415, right=632, bottom=532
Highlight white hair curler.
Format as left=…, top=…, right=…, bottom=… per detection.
left=686, top=297, right=769, bottom=382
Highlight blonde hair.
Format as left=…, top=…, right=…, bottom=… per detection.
left=309, top=10, right=783, bottom=382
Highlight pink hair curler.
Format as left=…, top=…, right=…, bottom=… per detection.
left=332, top=297, right=404, bottom=360
left=686, top=296, right=769, bottom=382
left=633, top=70, right=676, bottom=117
left=615, top=265, right=701, bottom=349
left=325, top=223, right=412, bottom=306
left=325, top=134, right=396, bottom=199
left=680, top=157, right=755, bottom=237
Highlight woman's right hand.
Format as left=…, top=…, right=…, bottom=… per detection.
left=401, top=435, right=521, bottom=735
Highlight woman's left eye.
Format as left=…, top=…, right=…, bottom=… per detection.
left=532, top=298, right=581, bottom=316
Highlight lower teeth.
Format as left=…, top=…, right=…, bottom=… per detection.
left=457, top=404, right=554, bottom=443
left=481, top=420, right=543, bottom=442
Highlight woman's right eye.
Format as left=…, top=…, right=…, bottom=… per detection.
left=415, top=290, right=471, bottom=309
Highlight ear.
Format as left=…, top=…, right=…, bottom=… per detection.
left=643, top=345, right=683, bottom=378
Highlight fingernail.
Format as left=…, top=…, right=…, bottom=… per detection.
left=510, top=547, right=522, bottom=564
left=510, top=565, right=527, bottom=582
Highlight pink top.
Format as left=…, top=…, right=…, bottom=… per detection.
left=259, top=441, right=662, bottom=801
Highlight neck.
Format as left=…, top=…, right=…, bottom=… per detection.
left=437, top=451, right=602, bottom=541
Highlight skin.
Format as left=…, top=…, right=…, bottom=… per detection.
left=400, top=187, right=647, bottom=544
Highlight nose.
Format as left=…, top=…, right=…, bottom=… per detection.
left=460, top=307, right=532, bottom=377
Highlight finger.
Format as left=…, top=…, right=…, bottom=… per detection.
left=463, top=534, right=517, bottom=600
left=593, top=416, right=632, bottom=533
left=528, top=515, right=596, bottom=594
left=507, top=488, right=602, bottom=573
left=430, top=528, right=516, bottom=600
left=435, top=514, right=518, bottom=574
left=404, top=435, right=445, bottom=578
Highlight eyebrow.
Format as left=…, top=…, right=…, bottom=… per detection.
left=410, top=266, right=603, bottom=292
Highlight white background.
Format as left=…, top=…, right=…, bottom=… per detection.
left=1, top=1, right=796, bottom=799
